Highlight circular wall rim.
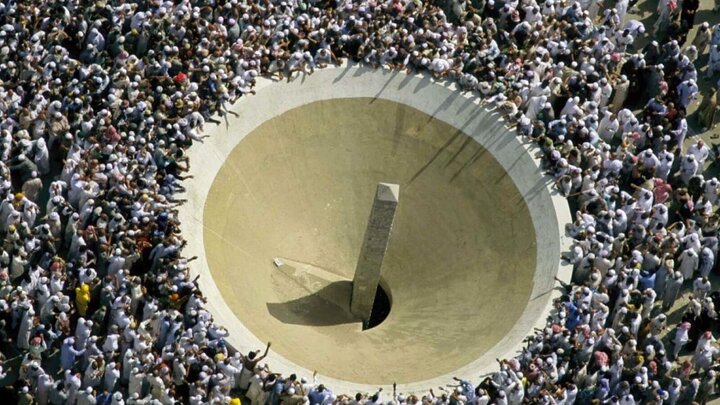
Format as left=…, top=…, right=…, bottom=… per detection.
left=177, top=62, right=573, bottom=395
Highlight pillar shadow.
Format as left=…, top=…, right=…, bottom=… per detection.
left=266, top=281, right=360, bottom=327
left=406, top=112, right=478, bottom=185
left=370, top=69, right=400, bottom=103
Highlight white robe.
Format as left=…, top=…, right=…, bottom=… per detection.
left=616, top=0, right=629, bottom=22
left=611, top=80, right=630, bottom=112
left=708, top=47, right=720, bottom=75
left=17, top=307, right=34, bottom=350
left=525, top=95, right=546, bottom=120
left=678, top=249, right=699, bottom=279
left=699, top=248, right=715, bottom=277
left=33, top=139, right=50, bottom=175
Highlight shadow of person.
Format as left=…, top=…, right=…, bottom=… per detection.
left=266, top=281, right=360, bottom=327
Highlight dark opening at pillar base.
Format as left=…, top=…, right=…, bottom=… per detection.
left=363, top=285, right=391, bottom=330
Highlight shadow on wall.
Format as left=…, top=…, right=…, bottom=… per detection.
left=266, top=281, right=359, bottom=327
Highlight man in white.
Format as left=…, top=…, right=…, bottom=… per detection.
left=598, top=110, right=619, bottom=142
left=679, top=154, right=700, bottom=185
left=676, top=79, right=698, bottom=109
left=704, top=177, right=720, bottom=203
left=599, top=78, right=613, bottom=107
left=707, top=45, right=720, bottom=78
left=688, top=139, right=710, bottom=167
left=673, top=322, right=691, bottom=359
left=656, top=150, right=674, bottom=181
left=678, top=247, right=699, bottom=279
left=693, top=277, right=712, bottom=300
left=699, top=247, right=715, bottom=277
left=525, top=95, right=547, bottom=120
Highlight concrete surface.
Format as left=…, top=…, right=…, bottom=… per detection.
left=177, top=63, right=573, bottom=394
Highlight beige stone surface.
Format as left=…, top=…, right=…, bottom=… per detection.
left=177, top=63, right=573, bottom=394
left=203, top=98, right=537, bottom=384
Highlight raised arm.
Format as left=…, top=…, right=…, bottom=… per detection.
left=256, top=341, right=272, bottom=362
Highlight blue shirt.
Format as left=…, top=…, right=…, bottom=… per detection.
left=638, top=271, right=655, bottom=291
left=309, top=389, right=330, bottom=405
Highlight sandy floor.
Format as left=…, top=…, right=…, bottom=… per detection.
left=202, top=98, right=537, bottom=384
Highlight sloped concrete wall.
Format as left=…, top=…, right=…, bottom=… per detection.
left=177, top=63, right=573, bottom=394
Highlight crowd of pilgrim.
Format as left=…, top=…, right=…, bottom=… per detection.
left=0, top=0, right=720, bottom=403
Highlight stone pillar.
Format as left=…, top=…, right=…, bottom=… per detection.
left=351, top=182, right=400, bottom=321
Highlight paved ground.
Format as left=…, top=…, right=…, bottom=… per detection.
left=627, top=0, right=720, bottom=140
